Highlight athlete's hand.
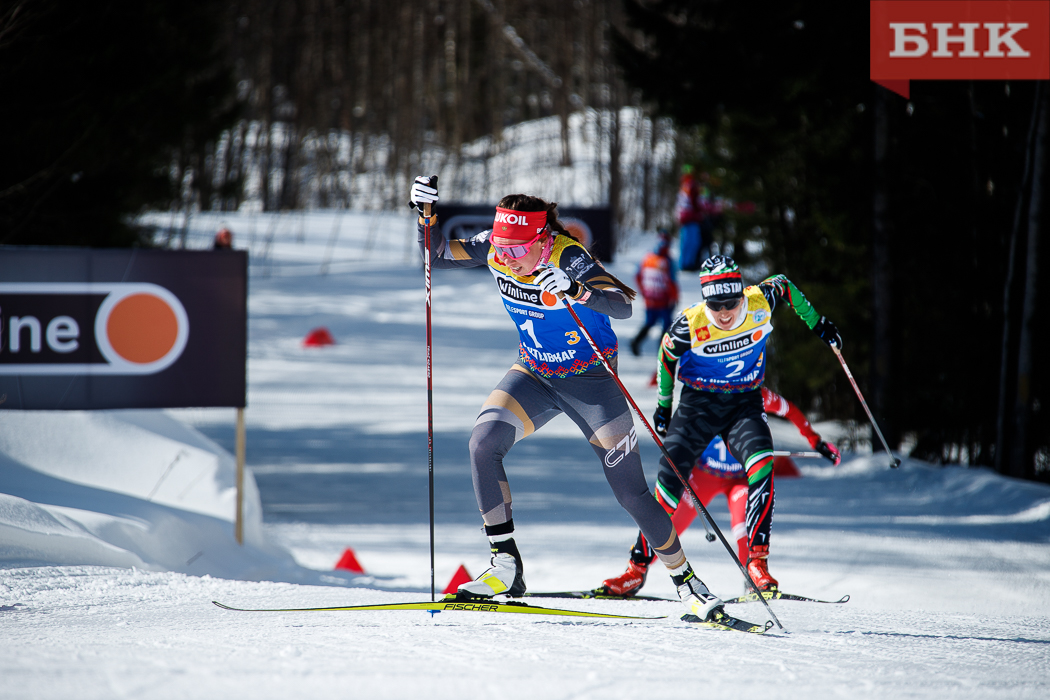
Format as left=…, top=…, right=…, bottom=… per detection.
left=409, top=175, right=438, bottom=214
left=812, top=316, right=842, bottom=349
left=815, top=440, right=841, bottom=466
left=535, top=266, right=580, bottom=298
left=653, top=404, right=672, bottom=437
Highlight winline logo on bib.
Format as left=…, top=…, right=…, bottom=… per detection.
left=0, top=283, right=190, bottom=375
left=870, top=1, right=1050, bottom=98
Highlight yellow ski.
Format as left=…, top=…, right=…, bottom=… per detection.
left=213, top=596, right=664, bottom=620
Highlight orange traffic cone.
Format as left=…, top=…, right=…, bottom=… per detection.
left=334, top=548, right=366, bottom=573
left=442, top=564, right=472, bottom=595
left=303, top=327, right=336, bottom=347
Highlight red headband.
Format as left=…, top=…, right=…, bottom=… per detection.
left=492, top=207, right=547, bottom=242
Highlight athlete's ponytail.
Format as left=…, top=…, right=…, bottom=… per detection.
left=497, top=194, right=637, bottom=302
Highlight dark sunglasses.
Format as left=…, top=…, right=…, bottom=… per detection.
left=706, top=297, right=742, bottom=312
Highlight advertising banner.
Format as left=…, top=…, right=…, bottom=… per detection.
left=0, top=248, right=247, bottom=409
left=436, top=204, right=615, bottom=262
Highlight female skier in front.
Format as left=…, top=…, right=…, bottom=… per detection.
left=411, top=176, right=723, bottom=620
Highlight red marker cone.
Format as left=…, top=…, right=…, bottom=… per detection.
left=303, top=327, right=336, bottom=347
left=334, top=548, right=366, bottom=573
left=442, top=564, right=472, bottom=595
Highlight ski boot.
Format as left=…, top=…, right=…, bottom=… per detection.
left=672, top=564, right=724, bottom=621
left=600, top=558, right=650, bottom=597
left=457, top=538, right=526, bottom=598
left=746, top=545, right=779, bottom=592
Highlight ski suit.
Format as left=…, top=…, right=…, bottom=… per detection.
left=418, top=217, right=688, bottom=569
left=631, top=246, right=678, bottom=355
left=671, top=387, right=822, bottom=564
left=646, top=275, right=823, bottom=557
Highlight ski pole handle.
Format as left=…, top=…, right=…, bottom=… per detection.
left=832, top=346, right=900, bottom=469
left=423, top=175, right=438, bottom=217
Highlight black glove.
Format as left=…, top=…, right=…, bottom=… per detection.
left=653, top=404, right=672, bottom=437
left=812, top=316, right=842, bottom=349
left=814, top=440, right=841, bottom=466
left=408, top=175, right=438, bottom=215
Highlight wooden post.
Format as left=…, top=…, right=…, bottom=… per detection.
left=235, top=407, right=246, bottom=545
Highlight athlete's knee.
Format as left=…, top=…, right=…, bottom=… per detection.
left=612, top=483, right=654, bottom=515
left=469, top=420, right=515, bottom=462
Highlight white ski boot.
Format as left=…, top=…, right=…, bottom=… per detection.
left=457, top=538, right=526, bottom=598
left=672, top=564, right=724, bottom=621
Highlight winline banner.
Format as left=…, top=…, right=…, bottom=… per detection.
left=0, top=248, right=247, bottom=410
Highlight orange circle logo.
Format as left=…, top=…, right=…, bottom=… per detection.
left=541, top=291, right=558, bottom=307
left=752, top=330, right=763, bottom=342
left=105, top=293, right=179, bottom=364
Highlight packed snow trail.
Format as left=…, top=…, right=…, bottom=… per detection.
left=3, top=556, right=1049, bottom=700
left=2, top=211, right=1049, bottom=699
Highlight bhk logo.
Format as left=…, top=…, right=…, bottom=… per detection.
left=0, top=283, right=189, bottom=375
left=870, top=1, right=1050, bottom=98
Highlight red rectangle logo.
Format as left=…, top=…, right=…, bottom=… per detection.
left=871, top=1, right=1050, bottom=95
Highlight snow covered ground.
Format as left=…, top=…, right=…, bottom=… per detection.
left=2, top=211, right=1049, bottom=699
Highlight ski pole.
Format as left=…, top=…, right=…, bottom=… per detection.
left=698, top=510, right=716, bottom=542
left=557, top=293, right=784, bottom=630
left=832, top=346, right=900, bottom=469
left=421, top=176, right=439, bottom=600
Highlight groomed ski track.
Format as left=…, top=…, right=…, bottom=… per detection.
left=2, top=212, right=1049, bottom=699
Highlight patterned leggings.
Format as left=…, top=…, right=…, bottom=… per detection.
left=655, top=387, right=776, bottom=551
left=469, top=362, right=686, bottom=568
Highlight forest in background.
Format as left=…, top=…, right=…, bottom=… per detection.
left=1, top=0, right=1047, bottom=481
left=616, top=0, right=1048, bottom=481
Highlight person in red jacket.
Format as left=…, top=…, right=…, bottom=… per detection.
left=630, top=230, right=679, bottom=356
left=600, top=387, right=841, bottom=597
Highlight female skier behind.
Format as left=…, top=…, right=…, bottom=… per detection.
left=411, top=176, right=725, bottom=621
left=598, top=255, right=843, bottom=597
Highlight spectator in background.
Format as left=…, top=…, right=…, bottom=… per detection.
left=675, top=166, right=705, bottom=271
left=697, top=172, right=720, bottom=262
left=630, top=229, right=679, bottom=356
left=213, top=227, right=233, bottom=249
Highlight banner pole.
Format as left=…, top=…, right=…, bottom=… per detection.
left=235, top=407, right=246, bottom=545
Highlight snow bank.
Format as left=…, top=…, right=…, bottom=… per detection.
left=0, top=410, right=332, bottom=584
